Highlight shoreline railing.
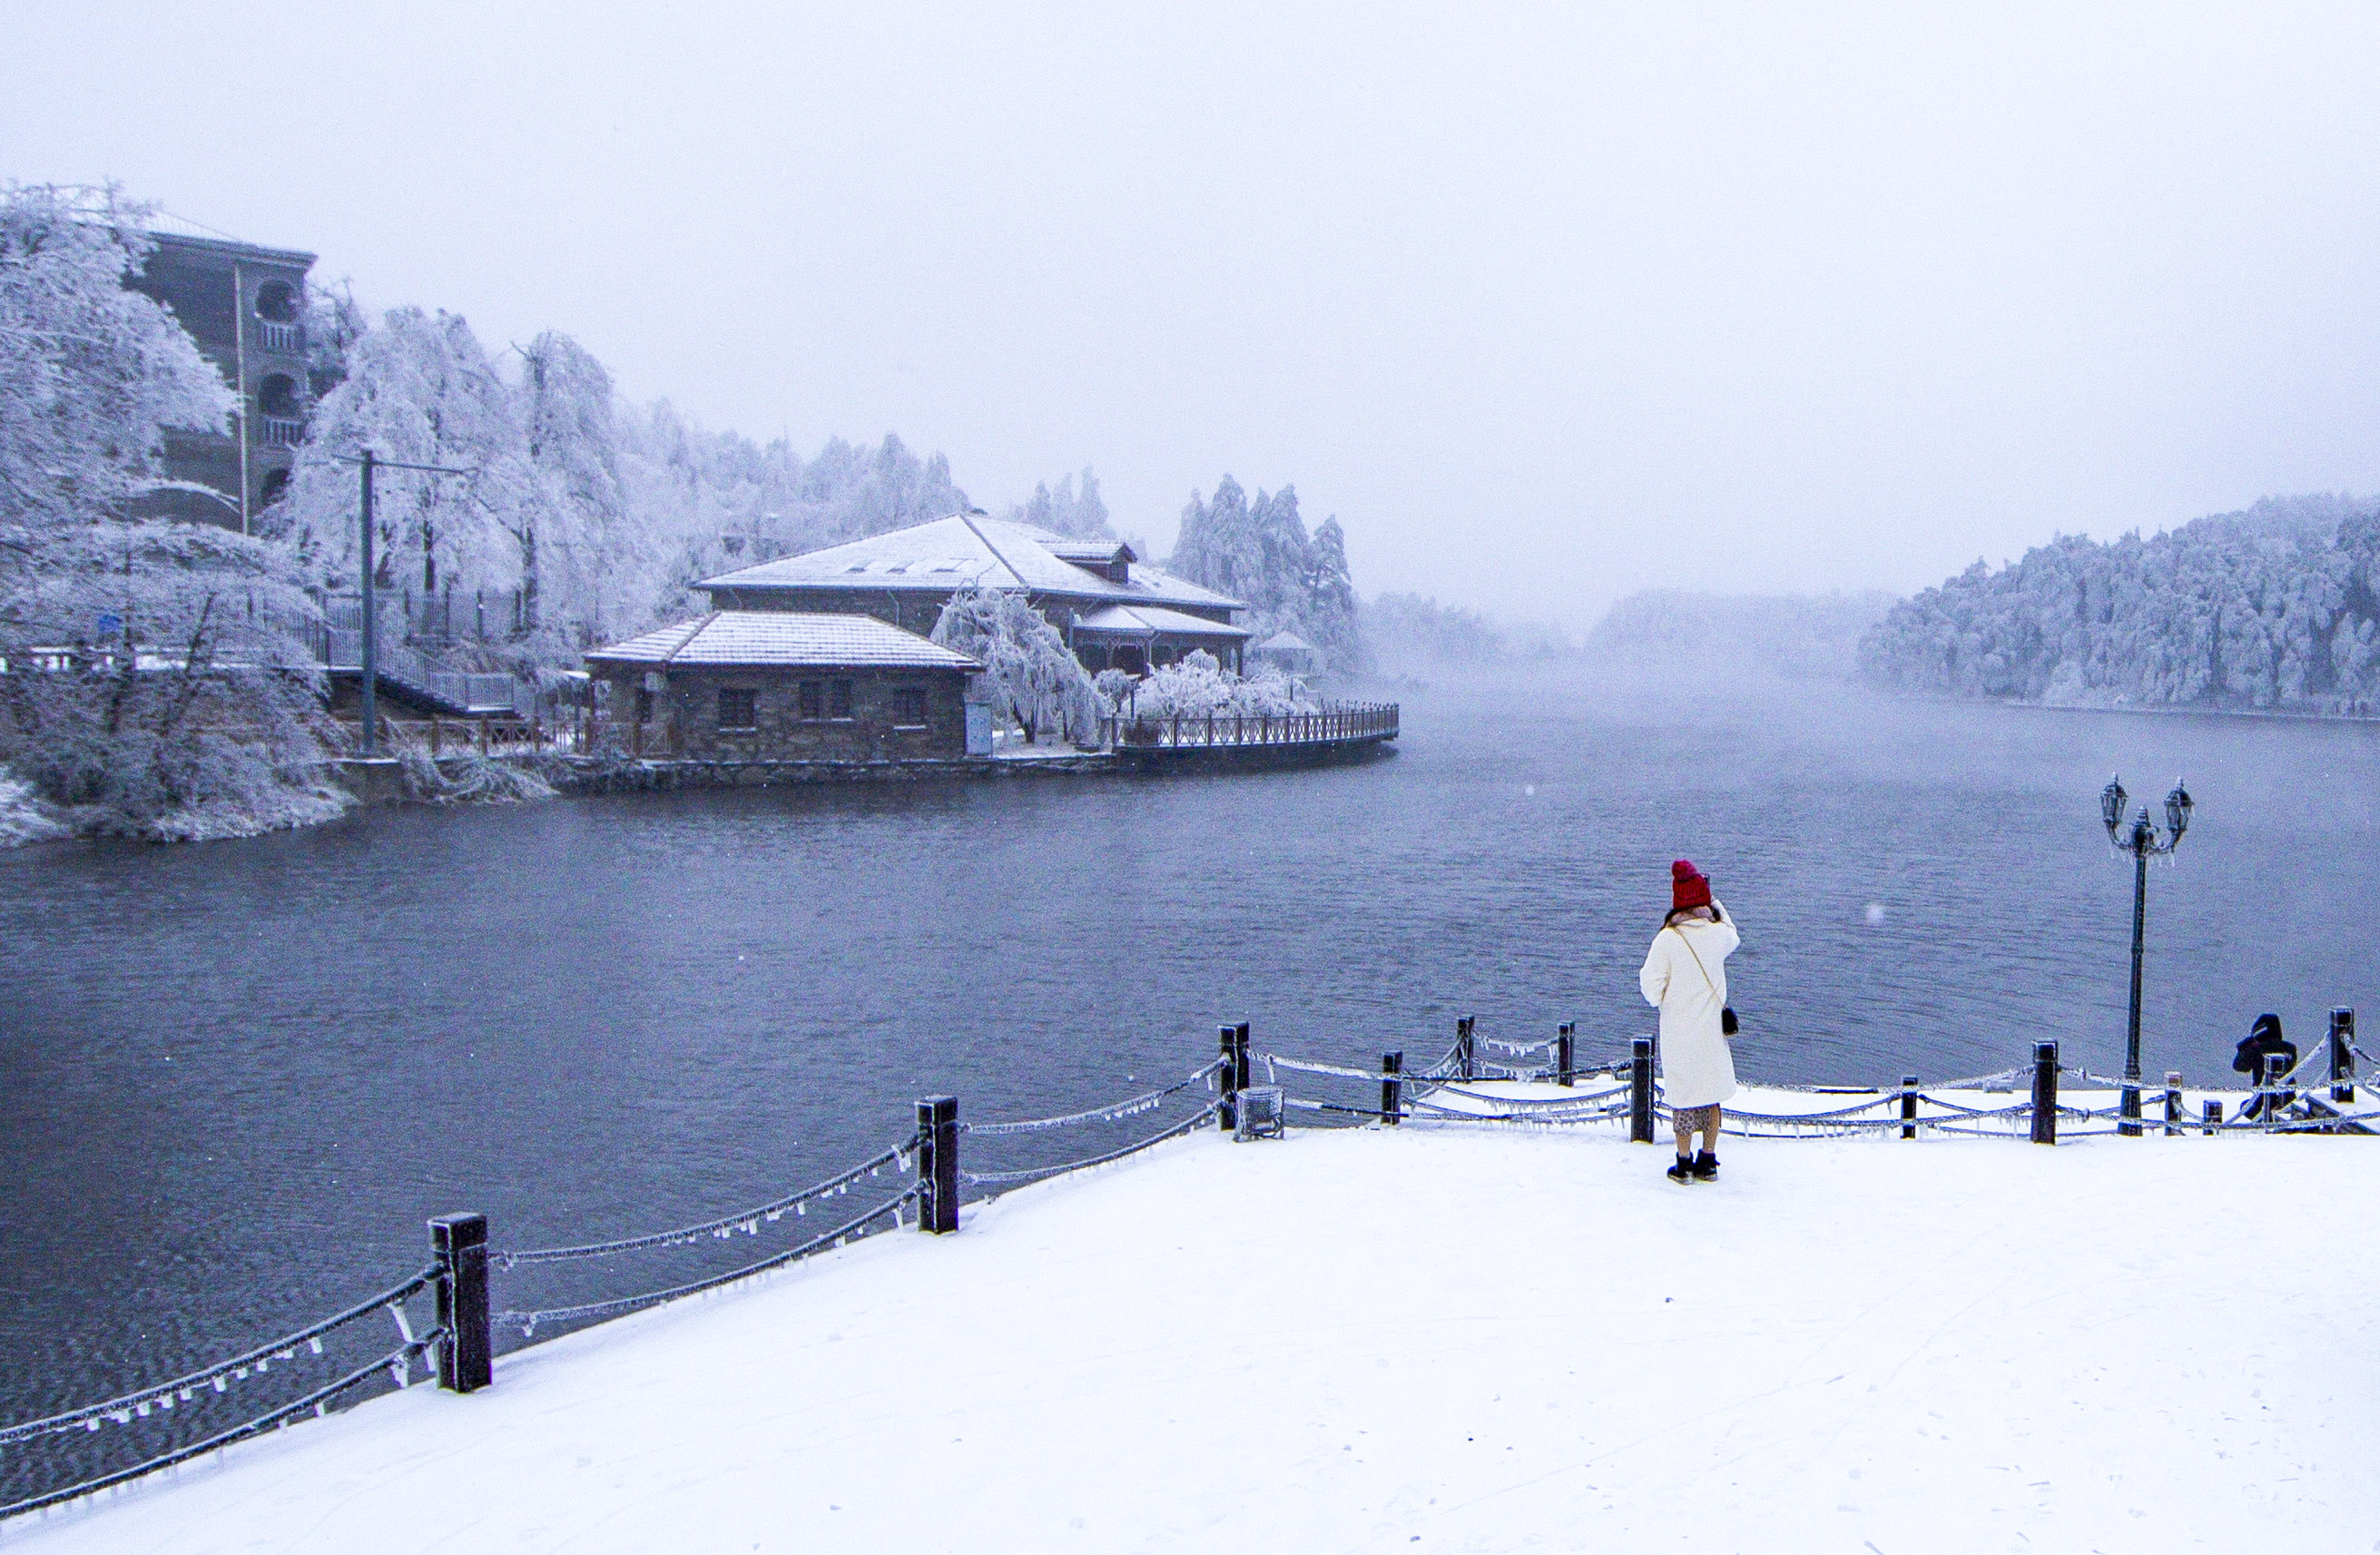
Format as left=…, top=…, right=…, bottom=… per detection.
left=1248, top=1007, right=2380, bottom=1144
left=1099, top=702, right=1399, bottom=752
left=0, top=1058, right=1231, bottom=1524
left=9, top=1007, right=2371, bottom=1523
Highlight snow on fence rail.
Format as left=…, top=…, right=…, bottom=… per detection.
left=10, top=1009, right=2373, bottom=1523
left=1249, top=1008, right=2380, bottom=1145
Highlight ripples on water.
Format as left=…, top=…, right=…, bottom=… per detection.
left=1, top=671, right=2372, bottom=1487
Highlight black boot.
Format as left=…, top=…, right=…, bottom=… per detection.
left=1666, top=1154, right=1695, bottom=1184
left=1691, top=1149, right=1719, bottom=1180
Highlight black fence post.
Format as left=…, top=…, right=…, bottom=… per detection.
left=1382, top=1050, right=1403, bottom=1125
left=1557, top=1022, right=1575, bottom=1087
left=1457, top=1015, right=1476, bottom=1081
left=2263, top=1051, right=2292, bottom=1121
left=1629, top=1037, right=1656, bottom=1144
left=1234, top=1021, right=1252, bottom=1098
left=914, top=1096, right=959, bottom=1234
left=2202, top=1097, right=2223, bottom=1135
left=2163, top=1071, right=2183, bottom=1137
left=1217, top=1026, right=1240, bottom=1131
left=2332, top=1008, right=2355, bottom=1105
left=1901, top=1075, right=1919, bottom=1140
left=2030, top=1041, right=2059, bottom=1146
left=428, top=1213, right=491, bottom=1393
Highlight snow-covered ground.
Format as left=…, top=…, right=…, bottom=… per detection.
left=11, top=1121, right=2378, bottom=1554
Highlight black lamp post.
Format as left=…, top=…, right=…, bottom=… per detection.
left=2100, top=773, right=2194, bottom=1136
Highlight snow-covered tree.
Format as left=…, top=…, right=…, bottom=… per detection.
left=0, top=182, right=234, bottom=527
left=1171, top=476, right=1365, bottom=670
left=1115, top=654, right=1315, bottom=719
left=1007, top=467, right=1113, bottom=539
left=279, top=307, right=520, bottom=602
left=516, top=330, right=627, bottom=643
left=1302, top=516, right=1359, bottom=669
left=0, top=183, right=335, bottom=840
left=929, top=584, right=1098, bottom=744
left=1860, top=495, right=2380, bottom=714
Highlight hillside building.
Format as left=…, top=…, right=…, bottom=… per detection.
left=123, top=214, right=318, bottom=531
left=696, top=514, right=1250, bottom=675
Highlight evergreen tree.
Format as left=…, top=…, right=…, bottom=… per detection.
left=1302, top=515, right=1359, bottom=669
left=1007, top=467, right=1113, bottom=539
left=1170, top=476, right=1369, bottom=666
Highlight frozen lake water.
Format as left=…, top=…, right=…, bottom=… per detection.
left=3, top=669, right=2375, bottom=1501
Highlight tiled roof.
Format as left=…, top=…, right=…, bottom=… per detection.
left=1073, top=605, right=1253, bottom=639
left=698, top=515, right=1244, bottom=614
left=585, top=612, right=982, bottom=671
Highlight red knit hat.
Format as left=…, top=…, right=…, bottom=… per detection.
left=1671, top=860, right=1711, bottom=912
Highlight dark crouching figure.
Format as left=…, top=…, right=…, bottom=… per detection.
left=2233, top=1013, right=2297, bottom=1119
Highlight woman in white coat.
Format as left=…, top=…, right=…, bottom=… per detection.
left=1638, top=860, right=1739, bottom=1184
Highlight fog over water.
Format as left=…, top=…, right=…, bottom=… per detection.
left=0, top=677, right=2368, bottom=1494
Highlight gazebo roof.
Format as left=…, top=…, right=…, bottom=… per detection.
left=585, top=612, right=982, bottom=671
left=1254, top=631, right=1319, bottom=654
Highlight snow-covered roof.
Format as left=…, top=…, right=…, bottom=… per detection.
left=64, top=191, right=315, bottom=264
left=698, top=515, right=1242, bottom=615
left=1072, top=605, right=1253, bottom=639
left=1254, top=631, right=1318, bottom=654
left=584, top=612, right=981, bottom=671
left=1043, top=537, right=1137, bottom=566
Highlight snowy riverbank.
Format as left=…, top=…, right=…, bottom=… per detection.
left=10, top=1124, right=2378, bottom=1553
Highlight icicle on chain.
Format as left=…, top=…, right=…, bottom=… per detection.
left=494, top=1187, right=921, bottom=1336
left=0, top=1265, right=438, bottom=1447
left=962, top=1101, right=1222, bottom=1186
left=497, top=1133, right=921, bottom=1267
left=966, top=1060, right=1226, bottom=1136
left=0, top=1335, right=440, bottom=1523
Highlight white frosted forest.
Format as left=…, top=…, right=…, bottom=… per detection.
left=1860, top=495, right=2380, bottom=714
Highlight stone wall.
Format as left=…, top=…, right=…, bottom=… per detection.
left=596, top=664, right=969, bottom=761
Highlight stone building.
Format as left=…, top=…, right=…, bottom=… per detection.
left=696, top=513, right=1249, bottom=675
left=584, top=611, right=984, bottom=762
left=123, top=215, right=318, bottom=531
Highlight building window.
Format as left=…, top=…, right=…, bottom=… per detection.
left=258, top=373, right=300, bottom=418
left=635, top=687, right=654, bottom=724
left=254, top=280, right=299, bottom=322
left=798, top=681, right=823, bottom=721
left=890, top=687, right=927, bottom=728
left=257, top=467, right=290, bottom=508
left=717, top=687, right=758, bottom=731
left=1152, top=645, right=1175, bottom=667
left=828, top=679, right=854, bottom=720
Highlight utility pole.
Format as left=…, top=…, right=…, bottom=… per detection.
left=231, top=258, right=251, bottom=536
left=359, top=449, right=378, bottom=756
left=339, top=450, right=474, bottom=760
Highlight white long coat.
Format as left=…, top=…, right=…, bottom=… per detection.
left=1638, top=903, right=1741, bottom=1109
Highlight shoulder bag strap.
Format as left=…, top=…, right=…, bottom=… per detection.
left=1667, top=924, right=1723, bottom=1004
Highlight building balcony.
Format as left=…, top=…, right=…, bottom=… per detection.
left=257, top=320, right=304, bottom=354
left=260, top=417, right=306, bottom=448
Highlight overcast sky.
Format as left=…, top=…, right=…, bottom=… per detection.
left=10, top=4, right=2380, bottom=619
